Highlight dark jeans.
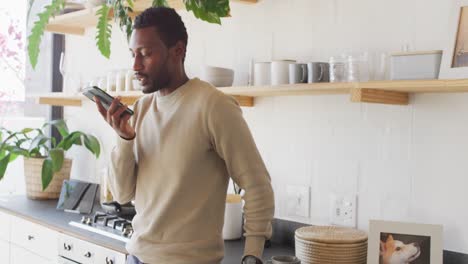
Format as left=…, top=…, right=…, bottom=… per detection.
left=126, top=255, right=145, bottom=264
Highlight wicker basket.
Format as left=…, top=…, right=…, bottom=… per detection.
left=295, top=226, right=368, bottom=264
left=24, top=158, right=72, bottom=200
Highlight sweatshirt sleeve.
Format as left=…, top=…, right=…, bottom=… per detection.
left=107, top=104, right=139, bottom=204
left=207, top=92, right=275, bottom=259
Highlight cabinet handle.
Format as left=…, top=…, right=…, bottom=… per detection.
left=106, top=257, right=114, bottom=264
left=63, top=243, right=72, bottom=251
left=27, top=235, right=34, bottom=241
left=84, top=252, right=92, bottom=258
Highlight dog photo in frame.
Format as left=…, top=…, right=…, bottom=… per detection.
left=440, top=0, right=468, bottom=79
left=367, top=220, right=443, bottom=264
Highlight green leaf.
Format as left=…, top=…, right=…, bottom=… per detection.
left=57, top=131, right=83, bottom=151
left=7, top=146, right=29, bottom=162
left=29, top=134, right=49, bottom=153
left=96, top=4, right=112, bottom=59
left=84, top=135, right=100, bottom=158
left=49, top=148, right=64, bottom=172
left=41, top=158, right=54, bottom=190
left=46, top=119, right=69, bottom=137
left=21, top=128, right=34, bottom=134
left=0, top=153, right=10, bottom=180
left=27, top=0, right=65, bottom=69
left=183, top=0, right=230, bottom=25
left=126, top=0, right=134, bottom=9
left=152, top=0, right=168, bottom=6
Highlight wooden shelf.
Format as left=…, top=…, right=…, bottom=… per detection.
left=45, top=0, right=258, bottom=35
left=31, top=79, right=468, bottom=108
left=32, top=90, right=254, bottom=107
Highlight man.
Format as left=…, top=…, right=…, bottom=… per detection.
left=94, top=7, right=274, bottom=264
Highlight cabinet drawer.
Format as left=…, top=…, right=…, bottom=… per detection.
left=0, top=239, right=10, bottom=263
left=59, top=233, right=127, bottom=264
left=10, top=244, right=56, bottom=264
left=10, top=216, right=58, bottom=260
left=59, top=234, right=95, bottom=264
left=95, top=245, right=126, bottom=264
left=0, top=211, right=11, bottom=241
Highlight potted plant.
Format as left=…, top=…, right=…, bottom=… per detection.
left=28, top=0, right=231, bottom=68
left=0, top=119, right=100, bottom=199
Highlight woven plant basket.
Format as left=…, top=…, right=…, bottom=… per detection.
left=24, top=158, right=72, bottom=200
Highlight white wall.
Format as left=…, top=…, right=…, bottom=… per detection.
left=60, top=0, right=468, bottom=253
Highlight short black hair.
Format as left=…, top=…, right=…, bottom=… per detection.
left=134, top=7, right=188, bottom=51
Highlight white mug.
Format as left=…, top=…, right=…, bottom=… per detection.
left=253, top=62, right=271, bottom=86
left=271, top=60, right=296, bottom=85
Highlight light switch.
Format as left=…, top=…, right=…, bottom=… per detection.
left=285, top=185, right=310, bottom=218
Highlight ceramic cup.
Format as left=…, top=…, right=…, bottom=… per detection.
left=266, top=255, right=301, bottom=264
left=289, top=63, right=308, bottom=84
left=253, top=62, right=271, bottom=86
left=271, top=60, right=296, bottom=85
left=307, top=62, right=330, bottom=83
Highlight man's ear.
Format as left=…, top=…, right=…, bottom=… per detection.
left=171, top=40, right=186, bottom=60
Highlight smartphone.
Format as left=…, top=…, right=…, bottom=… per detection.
left=82, top=86, right=134, bottom=116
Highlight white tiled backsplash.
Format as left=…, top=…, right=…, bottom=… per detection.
left=54, top=0, right=468, bottom=254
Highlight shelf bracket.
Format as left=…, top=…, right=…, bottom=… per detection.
left=233, top=95, right=254, bottom=107
left=350, top=88, right=409, bottom=105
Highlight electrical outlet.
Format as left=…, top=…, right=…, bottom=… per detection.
left=329, top=193, right=357, bottom=227
left=286, top=185, right=310, bottom=218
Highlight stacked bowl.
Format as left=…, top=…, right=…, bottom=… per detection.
left=201, top=66, right=234, bottom=87
left=295, top=226, right=368, bottom=264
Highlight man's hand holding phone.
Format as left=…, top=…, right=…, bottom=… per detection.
left=95, top=96, right=136, bottom=140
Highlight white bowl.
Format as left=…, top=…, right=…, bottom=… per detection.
left=201, top=66, right=234, bottom=87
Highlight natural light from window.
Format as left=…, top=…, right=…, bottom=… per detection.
left=0, top=1, right=26, bottom=103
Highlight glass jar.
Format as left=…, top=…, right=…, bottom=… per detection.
left=329, top=56, right=346, bottom=82
left=347, top=55, right=360, bottom=82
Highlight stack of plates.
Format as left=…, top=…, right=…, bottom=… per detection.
left=295, top=226, right=368, bottom=264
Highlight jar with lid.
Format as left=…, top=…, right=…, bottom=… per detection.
left=329, top=56, right=346, bottom=82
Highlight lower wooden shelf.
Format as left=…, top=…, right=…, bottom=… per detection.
left=31, top=79, right=468, bottom=108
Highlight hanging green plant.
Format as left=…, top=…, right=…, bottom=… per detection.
left=96, top=4, right=112, bottom=59
left=28, top=0, right=65, bottom=69
left=28, top=0, right=231, bottom=68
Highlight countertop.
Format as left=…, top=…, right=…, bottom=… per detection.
left=0, top=195, right=294, bottom=263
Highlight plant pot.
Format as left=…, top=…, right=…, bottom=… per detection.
left=24, top=158, right=72, bottom=200
left=222, top=194, right=243, bottom=240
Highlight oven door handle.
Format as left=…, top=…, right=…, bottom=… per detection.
left=58, top=256, right=80, bottom=264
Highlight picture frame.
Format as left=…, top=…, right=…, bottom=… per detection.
left=440, top=0, right=468, bottom=79
left=367, top=220, right=443, bottom=264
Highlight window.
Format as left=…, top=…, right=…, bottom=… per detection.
left=0, top=1, right=26, bottom=103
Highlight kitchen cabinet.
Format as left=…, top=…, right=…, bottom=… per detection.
left=0, top=211, right=11, bottom=241
left=0, top=240, right=10, bottom=263
left=58, top=233, right=126, bottom=264
left=31, top=79, right=468, bottom=107
left=10, top=244, right=55, bottom=264
left=45, top=0, right=258, bottom=35
left=10, top=216, right=59, bottom=261
left=0, top=209, right=127, bottom=264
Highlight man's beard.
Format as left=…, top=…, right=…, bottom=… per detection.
left=143, top=58, right=170, bottom=94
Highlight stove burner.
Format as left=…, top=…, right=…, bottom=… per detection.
left=72, top=212, right=134, bottom=242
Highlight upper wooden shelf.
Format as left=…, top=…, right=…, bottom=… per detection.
left=45, top=0, right=258, bottom=35
left=31, top=79, right=468, bottom=108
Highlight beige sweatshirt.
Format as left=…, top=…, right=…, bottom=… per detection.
left=108, top=78, right=274, bottom=264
